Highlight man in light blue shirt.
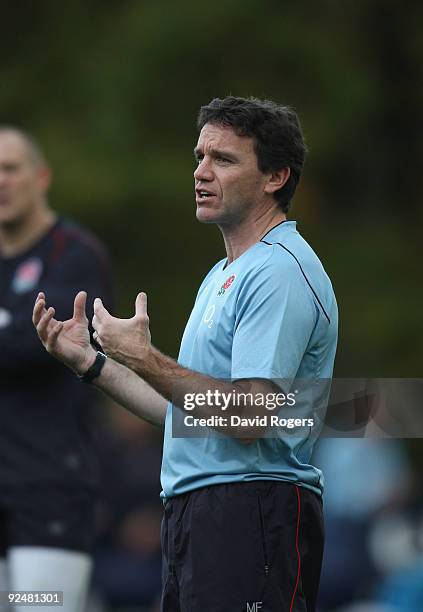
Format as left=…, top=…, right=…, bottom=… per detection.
left=162, top=218, right=337, bottom=500
left=34, top=96, right=338, bottom=611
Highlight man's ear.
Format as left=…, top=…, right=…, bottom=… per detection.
left=264, top=167, right=290, bottom=195
left=36, top=164, right=52, bottom=194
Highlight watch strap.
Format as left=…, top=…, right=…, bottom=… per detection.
left=78, top=351, right=107, bottom=384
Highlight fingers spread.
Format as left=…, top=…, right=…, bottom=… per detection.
left=32, top=297, right=46, bottom=326
left=94, top=297, right=111, bottom=320
left=46, top=320, right=63, bottom=352
left=94, top=297, right=103, bottom=311
left=135, top=292, right=148, bottom=319
left=73, top=291, right=88, bottom=321
left=36, top=306, right=56, bottom=342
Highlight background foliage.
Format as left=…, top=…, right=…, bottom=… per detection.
left=1, top=0, right=421, bottom=377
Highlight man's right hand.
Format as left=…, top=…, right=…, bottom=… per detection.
left=33, top=291, right=96, bottom=375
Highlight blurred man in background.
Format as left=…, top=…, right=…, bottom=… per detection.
left=92, top=408, right=162, bottom=610
left=0, top=127, right=113, bottom=611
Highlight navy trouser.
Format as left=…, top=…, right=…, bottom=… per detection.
left=161, top=481, right=324, bottom=611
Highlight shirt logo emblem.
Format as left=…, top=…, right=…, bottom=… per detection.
left=203, top=304, right=215, bottom=328
left=217, top=274, right=235, bottom=296
left=12, top=258, right=43, bottom=294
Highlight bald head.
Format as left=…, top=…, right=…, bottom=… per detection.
left=0, top=128, right=52, bottom=229
left=0, top=127, right=47, bottom=169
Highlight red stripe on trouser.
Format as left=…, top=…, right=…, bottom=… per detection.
left=289, top=485, right=301, bottom=612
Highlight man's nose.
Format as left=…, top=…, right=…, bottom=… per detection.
left=194, top=158, right=213, bottom=182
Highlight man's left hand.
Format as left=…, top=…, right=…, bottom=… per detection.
left=92, top=292, right=151, bottom=368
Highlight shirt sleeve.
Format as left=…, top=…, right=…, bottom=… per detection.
left=231, top=257, right=317, bottom=383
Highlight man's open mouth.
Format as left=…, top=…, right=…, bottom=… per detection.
left=196, top=189, right=215, bottom=199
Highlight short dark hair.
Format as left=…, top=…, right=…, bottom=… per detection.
left=197, top=96, right=307, bottom=213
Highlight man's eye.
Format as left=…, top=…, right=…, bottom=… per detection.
left=2, top=164, right=18, bottom=172
left=217, top=157, right=231, bottom=163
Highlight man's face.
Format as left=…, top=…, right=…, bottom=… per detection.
left=194, top=123, right=270, bottom=226
left=0, top=132, right=49, bottom=226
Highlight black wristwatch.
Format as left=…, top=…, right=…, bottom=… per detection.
left=78, top=351, right=107, bottom=384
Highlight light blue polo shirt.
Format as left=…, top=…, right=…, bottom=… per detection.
left=160, top=221, right=338, bottom=498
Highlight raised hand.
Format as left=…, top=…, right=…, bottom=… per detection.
left=92, top=292, right=151, bottom=369
left=33, top=291, right=96, bottom=374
